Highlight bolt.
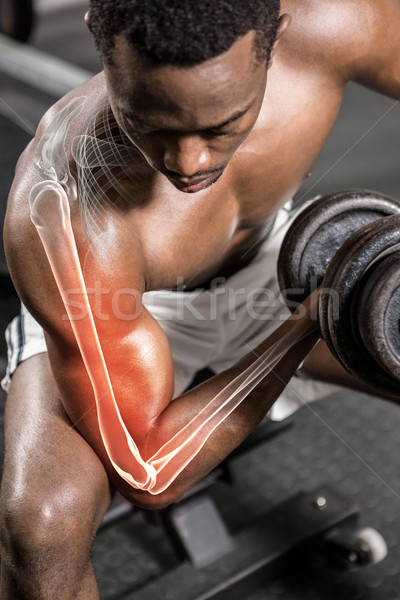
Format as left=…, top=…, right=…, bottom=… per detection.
left=348, top=552, right=358, bottom=563
left=314, top=496, right=327, bottom=510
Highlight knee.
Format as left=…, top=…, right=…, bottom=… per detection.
left=0, top=483, right=97, bottom=567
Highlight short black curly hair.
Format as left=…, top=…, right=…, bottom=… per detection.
left=89, top=0, right=281, bottom=68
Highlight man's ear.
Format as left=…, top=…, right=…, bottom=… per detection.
left=269, top=13, right=291, bottom=63
left=276, top=13, right=292, bottom=41
left=84, top=11, right=93, bottom=33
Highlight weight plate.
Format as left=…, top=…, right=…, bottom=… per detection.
left=356, top=251, right=400, bottom=382
left=278, top=190, right=400, bottom=309
left=319, top=214, right=400, bottom=394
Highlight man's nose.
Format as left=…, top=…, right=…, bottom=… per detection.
left=163, top=135, right=210, bottom=178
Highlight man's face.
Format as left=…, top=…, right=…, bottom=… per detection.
left=104, top=31, right=268, bottom=193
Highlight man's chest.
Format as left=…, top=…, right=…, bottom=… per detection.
left=82, top=65, right=345, bottom=289
left=132, top=73, right=344, bottom=288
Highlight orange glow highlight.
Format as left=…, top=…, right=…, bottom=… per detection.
left=30, top=180, right=303, bottom=494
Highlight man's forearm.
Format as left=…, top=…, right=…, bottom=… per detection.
left=143, top=297, right=320, bottom=501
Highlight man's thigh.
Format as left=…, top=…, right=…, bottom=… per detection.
left=1, top=352, right=112, bottom=531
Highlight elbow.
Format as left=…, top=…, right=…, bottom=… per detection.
left=121, top=486, right=185, bottom=511
left=142, top=491, right=179, bottom=511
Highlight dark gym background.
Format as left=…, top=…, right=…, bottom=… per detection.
left=0, top=1, right=400, bottom=598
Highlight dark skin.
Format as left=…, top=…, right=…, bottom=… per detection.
left=1, top=1, right=400, bottom=598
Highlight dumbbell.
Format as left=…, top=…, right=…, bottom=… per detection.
left=278, top=189, right=400, bottom=395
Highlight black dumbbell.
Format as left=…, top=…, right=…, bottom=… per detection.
left=278, top=189, right=400, bottom=394
left=278, top=189, right=400, bottom=305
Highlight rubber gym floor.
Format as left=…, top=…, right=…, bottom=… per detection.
left=0, top=2, right=400, bottom=598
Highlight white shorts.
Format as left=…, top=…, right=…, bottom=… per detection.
left=1, top=202, right=337, bottom=419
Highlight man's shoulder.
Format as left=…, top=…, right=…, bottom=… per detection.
left=283, top=0, right=389, bottom=42
left=281, top=0, right=398, bottom=81
left=5, top=103, right=146, bottom=344
left=38, top=72, right=108, bottom=149
left=3, top=82, right=95, bottom=317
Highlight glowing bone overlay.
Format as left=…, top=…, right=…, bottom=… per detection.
left=29, top=98, right=306, bottom=494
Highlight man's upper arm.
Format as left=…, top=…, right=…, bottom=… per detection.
left=4, top=123, right=175, bottom=492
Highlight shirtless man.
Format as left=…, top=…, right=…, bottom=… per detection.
left=1, top=0, right=399, bottom=598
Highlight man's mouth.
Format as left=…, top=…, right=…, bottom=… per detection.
left=169, top=171, right=223, bottom=193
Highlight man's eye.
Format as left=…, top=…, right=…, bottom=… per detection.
left=209, top=127, right=233, bottom=137
left=132, top=122, right=154, bottom=134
